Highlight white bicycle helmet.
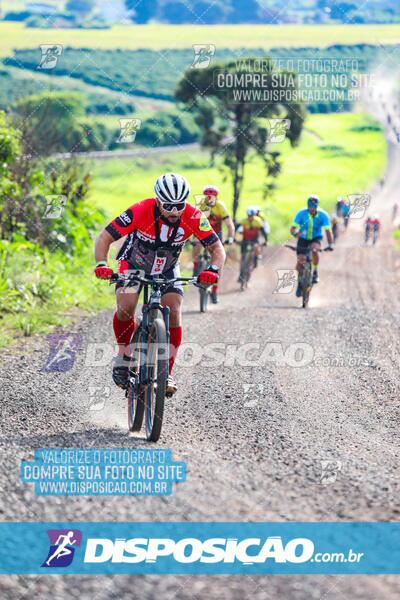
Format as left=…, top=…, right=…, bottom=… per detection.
left=154, top=173, right=190, bottom=203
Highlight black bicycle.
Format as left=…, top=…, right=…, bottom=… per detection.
left=110, top=271, right=198, bottom=442
left=285, top=245, right=331, bottom=308
left=238, top=240, right=258, bottom=291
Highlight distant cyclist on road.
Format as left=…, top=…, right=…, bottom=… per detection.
left=290, top=195, right=334, bottom=297
left=94, top=173, right=226, bottom=395
left=364, top=215, right=373, bottom=244
left=336, top=197, right=345, bottom=217
left=392, top=202, right=398, bottom=222
left=236, top=207, right=267, bottom=277
left=192, top=185, right=234, bottom=304
left=248, top=205, right=270, bottom=244
left=371, top=213, right=381, bottom=245
left=331, top=213, right=339, bottom=243
left=341, top=200, right=350, bottom=228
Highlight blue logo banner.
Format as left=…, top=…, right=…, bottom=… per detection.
left=0, top=523, right=399, bottom=574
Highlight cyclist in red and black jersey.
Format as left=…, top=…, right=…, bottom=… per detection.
left=94, top=173, right=226, bottom=394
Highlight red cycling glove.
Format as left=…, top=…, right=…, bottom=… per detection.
left=197, top=269, right=219, bottom=286
left=95, top=263, right=113, bottom=279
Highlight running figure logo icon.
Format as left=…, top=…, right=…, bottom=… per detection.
left=38, top=45, right=63, bottom=70
left=42, top=333, right=82, bottom=372
left=42, top=529, right=82, bottom=568
left=191, top=44, right=215, bottom=69
left=274, top=269, right=297, bottom=294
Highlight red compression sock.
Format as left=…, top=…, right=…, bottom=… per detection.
left=169, top=326, right=182, bottom=374
left=113, top=312, right=135, bottom=356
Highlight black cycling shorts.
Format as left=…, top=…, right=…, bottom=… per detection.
left=296, top=236, right=322, bottom=255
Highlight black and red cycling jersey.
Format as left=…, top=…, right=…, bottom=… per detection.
left=106, top=197, right=218, bottom=276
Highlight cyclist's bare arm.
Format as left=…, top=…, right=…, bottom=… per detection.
left=205, top=239, right=226, bottom=269
left=260, top=228, right=268, bottom=244
left=290, top=225, right=300, bottom=238
left=325, top=229, right=333, bottom=245
left=95, top=230, right=116, bottom=263
left=224, top=216, right=235, bottom=239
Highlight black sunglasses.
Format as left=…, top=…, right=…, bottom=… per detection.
left=160, top=201, right=186, bottom=212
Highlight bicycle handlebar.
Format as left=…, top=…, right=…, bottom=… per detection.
left=284, top=244, right=332, bottom=252
left=110, top=272, right=198, bottom=286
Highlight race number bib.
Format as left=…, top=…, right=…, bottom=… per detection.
left=151, top=254, right=167, bottom=275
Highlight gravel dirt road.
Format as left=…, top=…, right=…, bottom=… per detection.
left=0, top=107, right=399, bottom=597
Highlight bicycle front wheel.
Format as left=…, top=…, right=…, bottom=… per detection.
left=144, top=317, right=168, bottom=442
left=302, top=263, right=312, bottom=308
left=127, top=319, right=145, bottom=432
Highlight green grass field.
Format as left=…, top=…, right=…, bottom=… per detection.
left=89, top=112, right=386, bottom=248
left=1, top=22, right=400, bottom=56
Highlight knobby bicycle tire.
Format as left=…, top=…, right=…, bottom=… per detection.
left=302, top=262, right=312, bottom=308
left=128, top=319, right=145, bottom=432
left=144, top=316, right=168, bottom=442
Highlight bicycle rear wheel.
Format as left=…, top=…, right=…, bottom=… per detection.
left=144, top=317, right=168, bottom=442
left=239, top=250, right=249, bottom=290
left=302, top=262, right=312, bottom=308
left=127, top=319, right=144, bottom=432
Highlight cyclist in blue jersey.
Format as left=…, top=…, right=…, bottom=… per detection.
left=341, top=200, right=350, bottom=228
left=290, top=195, right=334, bottom=297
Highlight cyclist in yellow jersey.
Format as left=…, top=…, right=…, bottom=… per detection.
left=192, top=185, right=235, bottom=303
left=236, top=207, right=267, bottom=274
left=248, top=205, right=270, bottom=243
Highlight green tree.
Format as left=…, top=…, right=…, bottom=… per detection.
left=14, top=91, right=88, bottom=156
left=175, top=57, right=305, bottom=220
left=0, top=110, right=101, bottom=251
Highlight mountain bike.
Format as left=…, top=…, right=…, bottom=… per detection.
left=110, top=271, right=198, bottom=442
left=285, top=245, right=331, bottom=308
left=238, top=240, right=258, bottom=291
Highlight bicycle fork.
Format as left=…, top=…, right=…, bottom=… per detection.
left=139, top=302, right=170, bottom=386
